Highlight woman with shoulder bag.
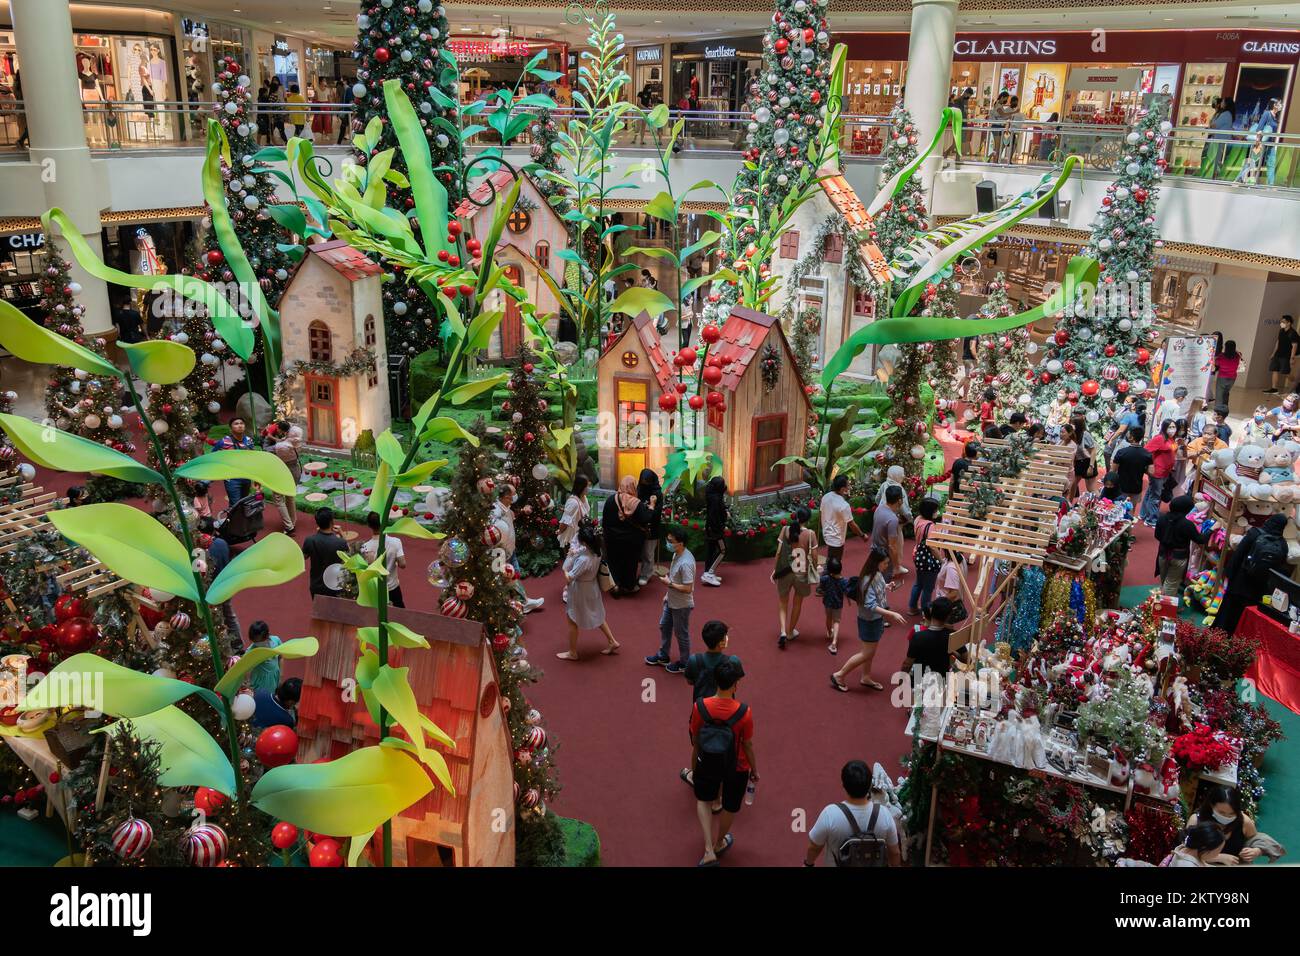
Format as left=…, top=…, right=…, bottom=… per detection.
left=601, top=475, right=651, bottom=595
left=908, top=497, right=944, bottom=616
left=557, top=523, right=620, bottom=661
left=773, top=506, right=819, bottom=650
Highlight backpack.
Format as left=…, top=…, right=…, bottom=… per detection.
left=833, top=803, right=889, bottom=867
left=686, top=654, right=727, bottom=701
left=695, top=699, right=748, bottom=775
left=1244, top=532, right=1288, bottom=582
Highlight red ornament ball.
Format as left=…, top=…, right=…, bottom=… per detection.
left=309, top=838, right=344, bottom=867
left=688, top=394, right=705, bottom=411
left=271, top=822, right=299, bottom=849
left=1136, top=348, right=1150, bottom=365
left=55, top=617, right=99, bottom=655
left=1053, top=329, right=1070, bottom=346
left=53, top=594, right=87, bottom=624
left=194, top=787, right=227, bottom=815
left=255, top=725, right=298, bottom=768
left=374, top=47, right=391, bottom=63
left=700, top=324, right=721, bottom=344
left=1081, top=379, right=1100, bottom=397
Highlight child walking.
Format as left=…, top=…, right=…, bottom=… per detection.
left=817, top=557, right=855, bottom=655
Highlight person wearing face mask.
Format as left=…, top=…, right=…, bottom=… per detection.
left=1185, top=787, right=1283, bottom=864
left=1243, top=405, right=1276, bottom=444
left=1139, top=419, right=1179, bottom=527
left=1270, top=392, right=1300, bottom=438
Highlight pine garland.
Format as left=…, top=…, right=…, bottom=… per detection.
left=967, top=431, right=1037, bottom=519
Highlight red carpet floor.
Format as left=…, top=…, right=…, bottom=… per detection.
left=34, top=466, right=1164, bottom=867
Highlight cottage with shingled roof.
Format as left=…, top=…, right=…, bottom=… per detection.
left=597, top=306, right=811, bottom=496
left=455, top=169, right=568, bottom=361
left=277, top=239, right=390, bottom=449
left=296, top=596, right=516, bottom=867
left=768, top=173, right=893, bottom=379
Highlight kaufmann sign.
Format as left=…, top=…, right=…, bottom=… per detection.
left=953, top=38, right=1057, bottom=57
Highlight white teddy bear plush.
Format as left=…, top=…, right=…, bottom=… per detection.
left=1261, top=444, right=1295, bottom=485
left=1231, top=442, right=1267, bottom=483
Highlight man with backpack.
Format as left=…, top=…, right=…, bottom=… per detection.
left=1215, top=513, right=1291, bottom=635
left=685, top=620, right=740, bottom=702
left=688, top=658, right=756, bottom=866
left=804, top=760, right=901, bottom=867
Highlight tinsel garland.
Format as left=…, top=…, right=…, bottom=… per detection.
left=999, top=565, right=1045, bottom=655
left=1123, top=803, right=1182, bottom=864
left=1041, top=569, right=1096, bottom=629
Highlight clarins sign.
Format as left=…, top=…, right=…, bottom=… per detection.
left=953, top=37, right=1057, bottom=57
left=1244, top=40, right=1300, bottom=55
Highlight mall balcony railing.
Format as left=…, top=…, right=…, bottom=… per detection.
left=0, top=100, right=1296, bottom=191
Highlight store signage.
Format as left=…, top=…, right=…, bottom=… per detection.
left=6, top=233, right=44, bottom=250
left=953, top=37, right=1057, bottom=57
left=1066, top=67, right=1145, bottom=92
left=635, top=47, right=662, bottom=64
left=449, top=39, right=533, bottom=62
left=273, top=38, right=291, bottom=55
left=182, top=19, right=209, bottom=38
left=705, top=45, right=738, bottom=60
left=1244, top=40, right=1300, bottom=55
left=1201, top=478, right=1231, bottom=512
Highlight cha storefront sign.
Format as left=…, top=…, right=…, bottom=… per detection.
left=6, top=232, right=44, bottom=250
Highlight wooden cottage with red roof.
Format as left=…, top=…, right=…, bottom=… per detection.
left=770, top=173, right=893, bottom=378
left=597, top=306, right=812, bottom=496
left=455, top=169, right=568, bottom=361
left=277, top=239, right=389, bottom=449
left=296, top=596, right=515, bottom=867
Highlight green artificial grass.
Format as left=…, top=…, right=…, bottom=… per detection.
left=553, top=814, right=601, bottom=867
left=0, top=811, right=71, bottom=867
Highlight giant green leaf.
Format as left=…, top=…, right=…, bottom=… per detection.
left=202, top=121, right=279, bottom=370
left=609, top=286, right=675, bottom=320
left=206, top=532, right=305, bottom=605
left=42, top=208, right=255, bottom=362
left=478, top=175, right=522, bottom=286
left=118, top=340, right=196, bottom=385
left=822, top=255, right=1100, bottom=385
left=174, top=448, right=296, bottom=496
left=387, top=516, right=442, bottom=540
left=357, top=621, right=429, bottom=650
left=643, top=191, right=677, bottom=222
left=383, top=80, right=451, bottom=260
left=98, top=708, right=235, bottom=795
left=420, top=416, right=478, bottom=446
left=47, top=503, right=198, bottom=601
left=214, top=636, right=320, bottom=698
left=23, top=653, right=219, bottom=716
left=369, top=665, right=442, bottom=782
left=0, top=301, right=118, bottom=375
left=443, top=373, right=508, bottom=407
left=394, top=458, right=449, bottom=487
left=250, top=745, right=436, bottom=837
left=375, top=429, right=406, bottom=472
left=0, top=414, right=162, bottom=485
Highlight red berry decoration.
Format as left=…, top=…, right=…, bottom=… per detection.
left=702, top=365, right=723, bottom=386
left=688, top=394, right=705, bottom=410
left=194, top=787, right=227, bottom=815
left=255, top=725, right=299, bottom=768
left=700, top=324, right=721, bottom=344
left=271, top=822, right=299, bottom=850
left=658, top=393, right=678, bottom=412
left=310, top=838, right=344, bottom=868
left=447, top=220, right=462, bottom=236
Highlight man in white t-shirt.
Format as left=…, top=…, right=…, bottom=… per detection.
left=819, top=474, right=860, bottom=565
left=493, top=485, right=544, bottom=613
left=804, top=760, right=901, bottom=867
left=361, top=511, right=407, bottom=608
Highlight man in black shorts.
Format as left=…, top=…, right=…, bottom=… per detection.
left=689, top=658, right=757, bottom=866
left=1268, top=314, right=1297, bottom=394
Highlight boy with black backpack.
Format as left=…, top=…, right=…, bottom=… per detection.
left=804, top=760, right=901, bottom=867
left=688, top=658, right=757, bottom=867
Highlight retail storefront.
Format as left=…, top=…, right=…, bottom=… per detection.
left=669, top=37, right=763, bottom=112
left=630, top=44, right=667, bottom=107
left=180, top=18, right=253, bottom=137
left=841, top=30, right=1300, bottom=170
left=448, top=37, right=568, bottom=103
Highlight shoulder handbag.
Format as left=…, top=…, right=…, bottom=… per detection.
left=597, top=559, right=615, bottom=592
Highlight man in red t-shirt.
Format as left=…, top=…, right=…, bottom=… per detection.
left=689, top=658, right=758, bottom=866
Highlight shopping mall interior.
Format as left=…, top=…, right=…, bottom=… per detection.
left=2, top=0, right=1300, bottom=903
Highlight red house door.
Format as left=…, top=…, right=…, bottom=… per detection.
left=305, top=374, right=341, bottom=447
left=501, top=265, right=523, bottom=358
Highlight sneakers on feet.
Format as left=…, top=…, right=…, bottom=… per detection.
left=700, top=572, right=721, bottom=587
left=778, top=634, right=787, bottom=650
left=665, top=661, right=686, bottom=675
left=644, top=653, right=669, bottom=666
left=524, top=597, right=545, bottom=613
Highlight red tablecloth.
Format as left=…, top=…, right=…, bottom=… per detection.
left=1240, top=606, right=1300, bottom=714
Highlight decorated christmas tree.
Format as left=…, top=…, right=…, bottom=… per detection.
left=189, top=56, right=295, bottom=308
left=352, top=0, right=462, bottom=359
left=142, top=380, right=202, bottom=483
left=162, top=294, right=228, bottom=427
left=974, top=274, right=1032, bottom=418
left=528, top=107, right=573, bottom=230
left=735, top=0, right=835, bottom=255
left=925, top=279, right=962, bottom=398
left=869, top=104, right=929, bottom=264
left=439, top=419, right=562, bottom=864
left=502, top=348, right=561, bottom=577
left=1032, top=99, right=1172, bottom=436
left=0, top=384, right=18, bottom=480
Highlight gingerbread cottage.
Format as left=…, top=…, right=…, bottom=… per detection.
left=296, top=596, right=515, bottom=867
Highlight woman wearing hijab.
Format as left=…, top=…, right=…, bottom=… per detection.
left=1215, top=513, right=1290, bottom=635
left=637, top=467, right=664, bottom=587
left=601, top=475, right=652, bottom=595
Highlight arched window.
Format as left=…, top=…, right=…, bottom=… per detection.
left=309, top=321, right=332, bottom=363
left=534, top=240, right=550, bottom=269
left=363, top=314, right=377, bottom=348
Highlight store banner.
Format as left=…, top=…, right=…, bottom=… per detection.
left=1066, top=67, right=1145, bottom=93
left=1148, top=334, right=1216, bottom=436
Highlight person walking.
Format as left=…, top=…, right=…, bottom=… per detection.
left=211, top=417, right=255, bottom=507
left=772, top=506, right=819, bottom=650
left=556, top=475, right=590, bottom=553
left=637, top=467, right=664, bottom=587
left=556, top=523, right=619, bottom=660
left=1140, top=419, right=1180, bottom=527
left=645, top=525, right=696, bottom=674
left=907, top=497, right=943, bottom=616
left=1213, top=339, right=1243, bottom=408
left=1155, top=495, right=1210, bottom=597
left=601, top=475, right=651, bottom=595
left=1110, top=426, right=1154, bottom=511
left=689, top=658, right=756, bottom=867
left=301, top=508, right=347, bottom=599
left=803, top=760, right=901, bottom=867
left=256, top=82, right=272, bottom=144
left=337, top=77, right=354, bottom=144
left=1204, top=97, right=1235, bottom=180
left=267, top=421, right=302, bottom=533
left=683, top=620, right=740, bottom=704
left=1069, top=414, right=1098, bottom=499
left=830, top=546, right=906, bottom=693
left=820, top=474, right=861, bottom=567
left=869, top=485, right=906, bottom=582
left=285, top=84, right=308, bottom=140
left=360, top=510, right=407, bottom=608
left=492, top=485, right=545, bottom=613
left=1266, top=315, right=1298, bottom=394
left=701, top=475, right=729, bottom=586
left=1214, top=514, right=1290, bottom=635
left=818, top=557, right=853, bottom=655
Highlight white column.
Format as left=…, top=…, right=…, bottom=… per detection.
left=12, top=0, right=112, bottom=335
left=901, top=0, right=958, bottom=198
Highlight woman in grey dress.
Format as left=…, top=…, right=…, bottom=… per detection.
left=557, top=524, right=620, bottom=661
